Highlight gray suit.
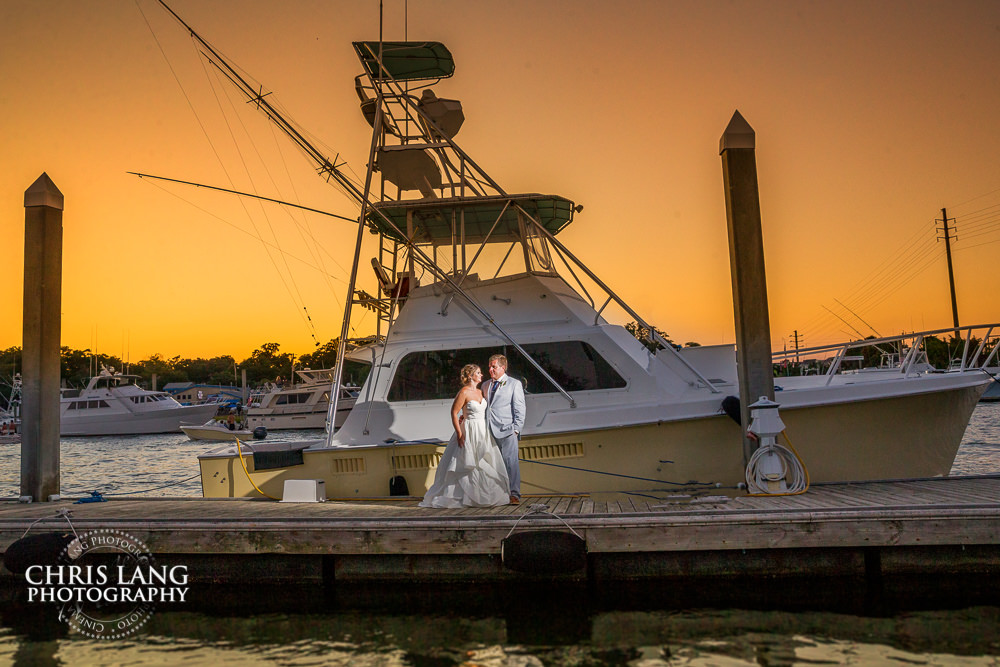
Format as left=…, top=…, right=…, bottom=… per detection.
left=482, top=374, right=525, bottom=498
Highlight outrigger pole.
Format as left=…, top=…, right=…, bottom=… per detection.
left=154, top=0, right=365, bottom=204
left=151, top=4, right=588, bottom=419
left=127, top=172, right=357, bottom=223
left=152, top=1, right=711, bottom=408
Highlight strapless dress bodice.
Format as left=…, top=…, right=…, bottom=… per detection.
left=464, top=398, right=487, bottom=421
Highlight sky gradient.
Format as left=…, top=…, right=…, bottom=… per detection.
left=2, top=0, right=999, bottom=362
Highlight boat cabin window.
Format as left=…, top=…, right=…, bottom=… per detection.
left=387, top=341, right=626, bottom=402
left=67, top=400, right=111, bottom=410
left=276, top=393, right=311, bottom=405
left=129, top=395, right=164, bottom=404
left=342, top=360, right=372, bottom=387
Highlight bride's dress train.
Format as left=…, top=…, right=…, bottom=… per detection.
left=419, top=399, right=510, bottom=508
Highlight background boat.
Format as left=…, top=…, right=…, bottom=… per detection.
left=244, top=368, right=359, bottom=431
left=180, top=419, right=261, bottom=441
left=60, top=366, right=218, bottom=436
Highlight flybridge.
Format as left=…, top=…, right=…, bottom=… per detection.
left=144, top=4, right=708, bottom=410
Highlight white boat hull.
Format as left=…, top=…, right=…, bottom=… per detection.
left=244, top=411, right=326, bottom=430
left=62, top=403, right=219, bottom=436
left=181, top=422, right=256, bottom=441
left=245, top=402, right=354, bottom=431
left=199, top=380, right=985, bottom=499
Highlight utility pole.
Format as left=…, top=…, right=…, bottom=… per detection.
left=936, top=207, right=960, bottom=331
left=790, top=330, right=802, bottom=365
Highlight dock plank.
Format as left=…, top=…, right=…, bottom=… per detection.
left=900, top=482, right=988, bottom=505
left=907, top=479, right=1000, bottom=504
left=809, top=486, right=880, bottom=508
left=550, top=497, right=572, bottom=515
left=2, top=476, right=998, bottom=585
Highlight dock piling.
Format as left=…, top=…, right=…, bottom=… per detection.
left=720, top=111, right=775, bottom=465
left=20, top=173, right=64, bottom=503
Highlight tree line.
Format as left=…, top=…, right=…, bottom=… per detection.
left=0, top=339, right=347, bottom=391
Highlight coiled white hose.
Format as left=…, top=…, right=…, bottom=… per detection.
left=745, top=435, right=808, bottom=495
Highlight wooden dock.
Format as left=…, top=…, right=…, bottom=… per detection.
left=2, top=475, right=998, bottom=586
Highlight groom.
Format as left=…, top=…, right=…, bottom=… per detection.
left=483, top=354, right=525, bottom=504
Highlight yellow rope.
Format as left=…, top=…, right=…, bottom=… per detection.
left=234, top=438, right=280, bottom=500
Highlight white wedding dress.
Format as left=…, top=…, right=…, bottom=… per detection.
left=419, top=398, right=511, bottom=508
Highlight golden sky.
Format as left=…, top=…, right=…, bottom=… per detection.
left=2, top=0, right=999, bottom=361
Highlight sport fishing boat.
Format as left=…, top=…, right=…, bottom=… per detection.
left=147, top=8, right=995, bottom=499
left=61, top=366, right=219, bottom=436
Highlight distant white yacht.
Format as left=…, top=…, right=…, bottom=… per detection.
left=60, top=367, right=218, bottom=436
left=244, top=368, right=360, bottom=431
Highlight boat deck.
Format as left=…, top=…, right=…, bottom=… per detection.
left=2, top=475, right=998, bottom=584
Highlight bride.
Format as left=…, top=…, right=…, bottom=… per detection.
left=419, top=364, right=512, bottom=508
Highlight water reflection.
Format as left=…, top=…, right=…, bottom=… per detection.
left=2, top=606, right=999, bottom=666
left=2, top=581, right=999, bottom=665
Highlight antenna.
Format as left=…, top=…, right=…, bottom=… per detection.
left=822, top=305, right=866, bottom=340
left=833, top=298, right=882, bottom=338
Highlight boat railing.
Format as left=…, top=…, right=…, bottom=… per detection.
left=771, top=323, right=1000, bottom=384
left=507, top=202, right=722, bottom=394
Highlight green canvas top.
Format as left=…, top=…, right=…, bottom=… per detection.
left=366, top=194, right=576, bottom=245
left=354, top=42, right=455, bottom=81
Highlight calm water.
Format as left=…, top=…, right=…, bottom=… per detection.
left=1, top=403, right=998, bottom=665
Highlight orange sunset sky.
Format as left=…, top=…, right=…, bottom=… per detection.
left=2, top=0, right=999, bottom=363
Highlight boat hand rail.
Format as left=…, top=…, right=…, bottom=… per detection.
left=440, top=199, right=512, bottom=315
left=357, top=207, right=581, bottom=409
left=550, top=239, right=596, bottom=310
left=517, top=203, right=722, bottom=393
left=770, top=323, right=1000, bottom=376
left=594, top=296, right=613, bottom=325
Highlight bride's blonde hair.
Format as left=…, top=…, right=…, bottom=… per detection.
left=459, top=364, right=480, bottom=387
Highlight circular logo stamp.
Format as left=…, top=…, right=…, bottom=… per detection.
left=23, top=527, right=190, bottom=640
left=57, top=528, right=157, bottom=640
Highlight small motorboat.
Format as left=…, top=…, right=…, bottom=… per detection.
left=181, top=419, right=265, bottom=442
